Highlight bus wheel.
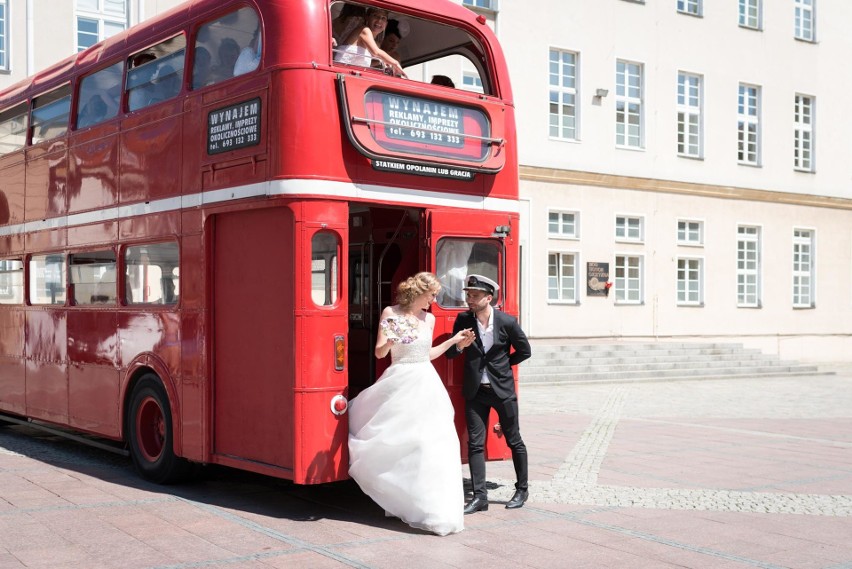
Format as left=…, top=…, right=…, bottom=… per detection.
left=128, top=374, right=190, bottom=484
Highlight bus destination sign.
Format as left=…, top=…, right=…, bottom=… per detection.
left=365, top=91, right=490, bottom=162
left=207, top=97, right=261, bottom=154
left=372, top=159, right=475, bottom=181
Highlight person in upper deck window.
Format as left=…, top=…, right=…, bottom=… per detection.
left=331, top=3, right=366, bottom=47
left=334, top=7, right=406, bottom=78
left=233, top=26, right=261, bottom=76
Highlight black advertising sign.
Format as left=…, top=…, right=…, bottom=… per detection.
left=207, top=98, right=261, bottom=154
left=587, top=262, right=610, bottom=296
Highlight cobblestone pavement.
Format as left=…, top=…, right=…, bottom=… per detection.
left=2, top=372, right=852, bottom=568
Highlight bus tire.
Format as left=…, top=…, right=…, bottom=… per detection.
left=127, top=374, right=191, bottom=484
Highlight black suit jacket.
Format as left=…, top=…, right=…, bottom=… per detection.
left=446, top=308, right=531, bottom=401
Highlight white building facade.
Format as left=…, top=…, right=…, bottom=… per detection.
left=4, top=0, right=851, bottom=361
left=463, top=0, right=851, bottom=362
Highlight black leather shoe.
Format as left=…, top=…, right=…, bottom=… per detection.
left=505, top=489, right=528, bottom=509
left=463, top=497, right=489, bottom=514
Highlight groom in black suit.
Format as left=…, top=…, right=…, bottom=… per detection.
left=446, top=274, right=532, bottom=514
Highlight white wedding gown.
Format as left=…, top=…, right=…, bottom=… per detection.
left=348, top=323, right=464, bottom=536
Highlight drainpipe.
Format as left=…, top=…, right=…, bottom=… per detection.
left=26, top=0, right=35, bottom=76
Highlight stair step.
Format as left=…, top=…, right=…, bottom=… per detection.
left=519, top=342, right=826, bottom=383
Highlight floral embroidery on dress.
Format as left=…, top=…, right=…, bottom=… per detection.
left=381, top=316, right=419, bottom=344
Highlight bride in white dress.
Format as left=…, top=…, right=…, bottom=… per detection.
left=333, top=7, right=406, bottom=77
left=348, top=272, right=474, bottom=536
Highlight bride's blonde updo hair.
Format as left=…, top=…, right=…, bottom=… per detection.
left=396, top=272, right=440, bottom=308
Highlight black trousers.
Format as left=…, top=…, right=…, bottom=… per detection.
left=465, top=385, right=528, bottom=500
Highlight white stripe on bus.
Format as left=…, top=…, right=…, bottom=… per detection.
left=0, top=179, right=518, bottom=238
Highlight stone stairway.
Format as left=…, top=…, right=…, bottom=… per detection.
left=520, top=342, right=827, bottom=384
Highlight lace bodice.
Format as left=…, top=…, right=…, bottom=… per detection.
left=388, top=319, right=432, bottom=364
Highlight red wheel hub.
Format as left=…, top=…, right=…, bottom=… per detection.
left=136, top=395, right=165, bottom=462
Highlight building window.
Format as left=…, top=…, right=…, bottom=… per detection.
left=677, top=258, right=703, bottom=306
left=677, top=220, right=703, bottom=246
left=677, top=0, right=702, bottom=16
left=737, top=84, right=760, bottom=166
left=615, top=215, right=643, bottom=242
left=462, top=71, right=483, bottom=93
left=739, top=0, right=761, bottom=29
left=794, top=0, right=815, bottom=41
left=548, top=252, right=578, bottom=303
left=616, top=60, right=643, bottom=148
left=549, top=49, right=578, bottom=141
left=0, top=0, right=9, bottom=71
left=462, top=0, right=497, bottom=10
left=76, top=0, right=128, bottom=52
left=548, top=210, right=579, bottom=239
left=614, top=255, right=642, bottom=304
left=737, top=226, right=761, bottom=307
left=677, top=72, right=702, bottom=158
left=793, top=229, right=814, bottom=308
left=794, top=94, right=814, bottom=172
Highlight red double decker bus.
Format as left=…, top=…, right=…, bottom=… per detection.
left=0, top=0, right=519, bottom=484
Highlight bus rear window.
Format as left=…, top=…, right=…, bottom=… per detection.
left=436, top=238, right=501, bottom=308
left=311, top=232, right=339, bottom=307
left=330, top=1, right=492, bottom=95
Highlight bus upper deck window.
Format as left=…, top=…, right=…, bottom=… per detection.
left=193, top=7, right=261, bottom=89
left=31, top=85, right=71, bottom=144
left=435, top=238, right=501, bottom=308
left=77, top=62, right=123, bottom=129
left=127, top=36, right=186, bottom=112
left=0, top=103, right=28, bottom=155
left=311, top=232, right=339, bottom=307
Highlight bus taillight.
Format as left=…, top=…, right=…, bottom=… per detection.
left=334, top=334, right=345, bottom=371
left=330, top=395, right=348, bottom=416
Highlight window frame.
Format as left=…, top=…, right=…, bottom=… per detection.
left=548, top=209, right=580, bottom=239
left=793, top=93, right=814, bottom=172
left=794, top=0, right=815, bottom=42
left=548, top=48, right=579, bottom=142
left=677, top=0, right=702, bottom=17
left=676, top=256, right=704, bottom=306
left=737, top=83, right=761, bottom=166
left=677, top=71, right=703, bottom=158
left=738, top=0, right=762, bottom=30
left=792, top=228, right=815, bottom=308
left=615, top=59, right=643, bottom=149
left=615, top=214, right=644, bottom=243
left=614, top=254, right=643, bottom=305
left=677, top=219, right=704, bottom=247
left=0, top=0, right=9, bottom=71
left=736, top=225, right=761, bottom=308
left=68, top=249, right=118, bottom=306
left=462, top=0, right=498, bottom=12
left=75, top=0, right=128, bottom=53
left=547, top=250, right=579, bottom=304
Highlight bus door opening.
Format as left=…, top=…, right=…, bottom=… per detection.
left=348, top=206, right=422, bottom=397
